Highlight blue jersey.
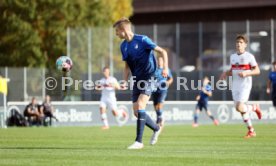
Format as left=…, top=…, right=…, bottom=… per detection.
left=121, top=34, right=157, bottom=81
left=199, top=84, right=212, bottom=103
left=154, top=68, right=173, bottom=91
left=269, top=71, right=276, bottom=92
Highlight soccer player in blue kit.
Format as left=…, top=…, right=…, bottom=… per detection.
left=192, top=77, right=219, bottom=127
left=266, top=61, right=276, bottom=107
left=152, top=56, right=173, bottom=126
left=113, top=18, right=169, bottom=149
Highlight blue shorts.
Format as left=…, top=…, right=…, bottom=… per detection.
left=132, top=79, right=157, bottom=103
left=151, top=90, right=167, bottom=105
left=196, top=102, right=208, bottom=111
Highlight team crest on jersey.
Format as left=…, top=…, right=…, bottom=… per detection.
left=235, top=62, right=239, bottom=67
left=135, top=44, right=138, bottom=49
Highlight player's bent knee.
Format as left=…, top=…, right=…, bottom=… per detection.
left=133, top=103, right=138, bottom=110
left=111, top=110, right=117, bottom=116
left=155, top=104, right=163, bottom=110
left=137, top=103, right=146, bottom=110
left=235, top=104, right=243, bottom=113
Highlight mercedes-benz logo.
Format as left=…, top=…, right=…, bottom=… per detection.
left=217, top=104, right=230, bottom=123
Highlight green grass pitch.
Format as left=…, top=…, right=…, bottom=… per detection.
left=0, top=124, right=276, bottom=166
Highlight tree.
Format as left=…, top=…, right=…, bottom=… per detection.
left=0, top=0, right=133, bottom=67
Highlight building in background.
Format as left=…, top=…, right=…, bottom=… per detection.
left=129, top=0, right=276, bottom=101
left=131, top=0, right=276, bottom=71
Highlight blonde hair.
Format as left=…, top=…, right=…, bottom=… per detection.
left=113, top=17, right=131, bottom=28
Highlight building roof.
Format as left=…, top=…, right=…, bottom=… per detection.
left=133, top=0, right=276, bottom=13
left=131, top=0, right=276, bottom=24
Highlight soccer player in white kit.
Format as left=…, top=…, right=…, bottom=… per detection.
left=96, top=67, right=127, bottom=130
left=220, top=34, right=262, bottom=138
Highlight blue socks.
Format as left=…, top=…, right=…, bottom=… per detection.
left=156, top=109, right=162, bottom=124
left=135, top=110, right=159, bottom=143
left=136, top=110, right=146, bottom=143
left=194, top=113, right=198, bottom=123
left=145, top=113, right=159, bottom=131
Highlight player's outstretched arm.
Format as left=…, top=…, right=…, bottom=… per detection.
left=154, top=46, right=168, bottom=77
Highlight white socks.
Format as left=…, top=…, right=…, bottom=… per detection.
left=242, top=105, right=254, bottom=132
left=101, top=113, right=109, bottom=127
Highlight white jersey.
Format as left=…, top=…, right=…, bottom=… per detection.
left=230, top=51, right=257, bottom=102
left=99, top=76, right=118, bottom=98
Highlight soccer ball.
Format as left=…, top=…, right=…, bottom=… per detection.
left=56, top=56, right=73, bottom=72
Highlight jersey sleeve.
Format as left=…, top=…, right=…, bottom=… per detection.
left=205, top=85, right=212, bottom=92
left=142, top=36, right=157, bottom=50
left=249, top=54, right=258, bottom=67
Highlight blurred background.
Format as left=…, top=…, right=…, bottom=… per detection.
left=0, top=0, right=276, bottom=102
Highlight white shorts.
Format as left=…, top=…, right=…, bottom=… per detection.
left=232, top=89, right=251, bottom=103
left=100, top=97, right=117, bottom=110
